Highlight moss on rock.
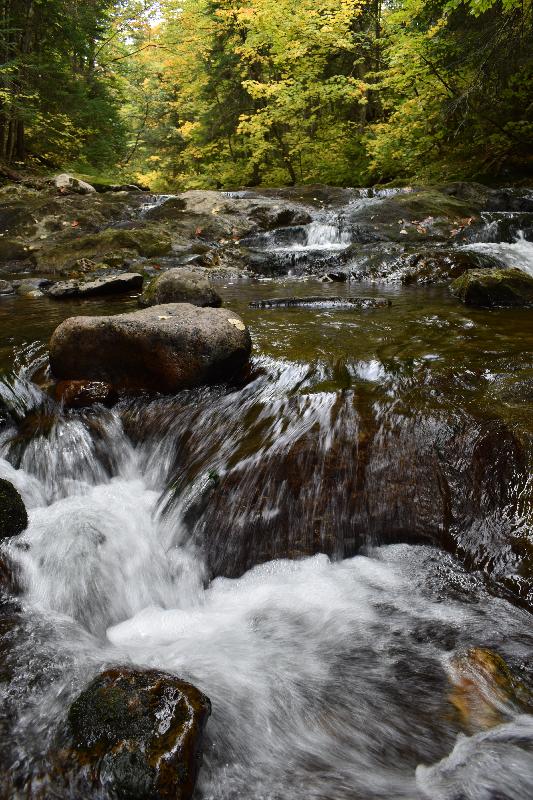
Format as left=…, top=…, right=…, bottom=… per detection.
left=36, top=226, right=172, bottom=271
left=451, top=267, right=533, bottom=306
left=0, top=479, right=28, bottom=539
left=64, top=667, right=211, bottom=800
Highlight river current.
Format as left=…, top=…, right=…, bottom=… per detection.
left=0, top=190, right=532, bottom=799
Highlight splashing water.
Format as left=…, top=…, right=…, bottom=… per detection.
left=0, top=344, right=532, bottom=800
left=462, top=231, right=533, bottom=276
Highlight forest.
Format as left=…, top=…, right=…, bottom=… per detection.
left=1, top=0, right=532, bottom=190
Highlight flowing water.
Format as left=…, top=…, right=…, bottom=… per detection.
left=0, top=189, right=532, bottom=799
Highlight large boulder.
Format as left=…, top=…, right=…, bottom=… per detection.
left=451, top=267, right=533, bottom=306
left=144, top=189, right=313, bottom=242
left=60, top=667, right=211, bottom=800
left=52, top=173, right=96, bottom=195
left=48, top=273, right=143, bottom=299
left=49, top=303, right=252, bottom=393
left=140, top=268, right=222, bottom=308
left=0, top=479, right=28, bottom=539
left=345, top=188, right=480, bottom=243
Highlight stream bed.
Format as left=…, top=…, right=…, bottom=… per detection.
left=0, top=185, right=532, bottom=799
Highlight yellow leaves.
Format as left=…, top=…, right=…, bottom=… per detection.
left=179, top=120, right=201, bottom=139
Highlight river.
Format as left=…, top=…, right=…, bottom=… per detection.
left=0, top=187, right=532, bottom=799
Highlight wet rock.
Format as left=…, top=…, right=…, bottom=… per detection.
left=145, top=190, right=312, bottom=243
left=345, top=188, right=480, bottom=243
left=399, top=249, right=503, bottom=284
left=55, top=380, right=119, bottom=409
left=36, top=226, right=173, bottom=271
left=449, top=647, right=533, bottom=732
left=250, top=296, right=391, bottom=310
left=49, top=303, right=252, bottom=393
left=140, top=268, right=222, bottom=308
left=15, top=278, right=53, bottom=296
left=47, top=273, right=143, bottom=299
left=0, top=279, right=14, bottom=295
left=451, top=267, right=533, bottom=307
left=0, top=478, right=28, bottom=539
left=59, top=667, right=211, bottom=800
left=321, top=271, right=348, bottom=282
left=52, top=174, right=96, bottom=195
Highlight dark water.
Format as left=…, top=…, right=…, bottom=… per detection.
left=0, top=201, right=532, bottom=799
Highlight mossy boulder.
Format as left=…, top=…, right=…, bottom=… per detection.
left=451, top=267, right=533, bottom=306
left=0, top=479, right=28, bottom=539
left=35, top=226, right=173, bottom=271
left=62, top=667, right=211, bottom=800
left=140, top=268, right=222, bottom=308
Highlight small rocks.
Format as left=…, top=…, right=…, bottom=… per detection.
left=250, top=296, right=391, bottom=310
left=49, top=303, right=252, bottom=393
left=0, top=279, right=14, bottom=295
left=0, top=479, right=28, bottom=539
left=47, top=273, right=143, bottom=299
left=60, top=667, right=211, bottom=800
left=451, top=267, right=533, bottom=307
left=140, top=267, right=222, bottom=308
left=52, top=174, right=96, bottom=195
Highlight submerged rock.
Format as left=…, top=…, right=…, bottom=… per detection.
left=55, top=380, right=118, bottom=409
left=140, top=267, right=222, bottom=308
left=449, top=647, right=533, bottom=732
left=250, top=296, right=391, bottom=310
left=451, top=267, right=533, bottom=306
left=0, top=478, right=28, bottom=539
left=47, top=273, right=143, bottom=299
left=60, top=667, right=211, bottom=800
left=49, top=303, right=251, bottom=393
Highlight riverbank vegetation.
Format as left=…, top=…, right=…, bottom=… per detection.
left=1, top=0, right=532, bottom=189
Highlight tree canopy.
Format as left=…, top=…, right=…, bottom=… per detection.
left=1, top=0, right=531, bottom=186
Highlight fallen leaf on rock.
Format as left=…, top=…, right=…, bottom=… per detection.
left=158, top=315, right=170, bottom=320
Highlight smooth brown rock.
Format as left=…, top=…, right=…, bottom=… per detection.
left=140, top=267, right=222, bottom=308
left=49, top=303, right=252, bottom=393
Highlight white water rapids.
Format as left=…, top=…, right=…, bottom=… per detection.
left=0, top=356, right=532, bottom=800
left=462, top=232, right=533, bottom=277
